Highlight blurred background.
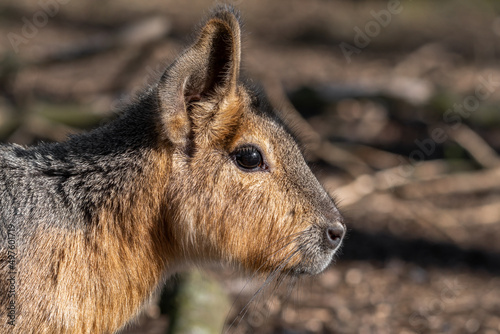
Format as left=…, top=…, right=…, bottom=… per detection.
left=1, top=0, right=500, bottom=333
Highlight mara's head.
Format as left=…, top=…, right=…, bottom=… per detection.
left=156, top=6, right=345, bottom=277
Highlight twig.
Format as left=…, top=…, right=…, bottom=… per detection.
left=448, top=124, right=500, bottom=169
left=33, top=17, right=171, bottom=66
left=329, top=160, right=453, bottom=207
left=451, top=201, right=500, bottom=226
left=396, top=167, right=500, bottom=199
left=263, top=79, right=373, bottom=178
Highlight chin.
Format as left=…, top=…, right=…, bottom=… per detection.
left=289, top=249, right=337, bottom=276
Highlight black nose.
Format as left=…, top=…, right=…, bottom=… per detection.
left=325, top=224, right=345, bottom=250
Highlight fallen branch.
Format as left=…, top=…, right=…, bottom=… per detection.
left=263, top=79, right=373, bottom=178
left=448, top=124, right=500, bottom=169
left=33, top=16, right=171, bottom=66
left=395, top=167, right=500, bottom=199
left=329, top=160, right=453, bottom=207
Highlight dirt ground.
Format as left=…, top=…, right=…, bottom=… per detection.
left=1, top=0, right=500, bottom=333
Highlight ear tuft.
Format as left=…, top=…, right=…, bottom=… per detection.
left=157, top=5, right=242, bottom=148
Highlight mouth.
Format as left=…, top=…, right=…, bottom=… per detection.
left=291, top=249, right=338, bottom=276
left=280, top=225, right=345, bottom=276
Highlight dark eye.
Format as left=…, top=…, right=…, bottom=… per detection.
left=232, top=146, right=266, bottom=171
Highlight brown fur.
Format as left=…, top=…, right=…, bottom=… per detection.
left=11, top=148, right=171, bottom=333
left=0, top=6, right=345, bottom=333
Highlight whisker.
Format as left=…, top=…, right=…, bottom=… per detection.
left=224, top=244, right=305, bottom=333
left=223, top=231, right=306, bottom=329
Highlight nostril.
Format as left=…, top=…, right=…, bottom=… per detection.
left=325, top=225, right=344, bottom=249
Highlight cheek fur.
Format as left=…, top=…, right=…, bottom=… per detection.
left=173, top=162, right=311, bottom=272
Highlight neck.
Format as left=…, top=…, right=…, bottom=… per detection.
left=86, top=147, right=172, bottom=332
left=81, top=135, right=173, bottom=332
left=19, top=102, right=176, bottom=333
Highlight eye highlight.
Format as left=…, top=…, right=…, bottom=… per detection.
left=231, top=145, right=268, bottom=172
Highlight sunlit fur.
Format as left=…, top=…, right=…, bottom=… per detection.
left=166, top=88, right=343, bottom=276
left=0, top=5, right=344, bottom=334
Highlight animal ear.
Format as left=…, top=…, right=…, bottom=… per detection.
left=157, top=7, right=241, bottom=147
